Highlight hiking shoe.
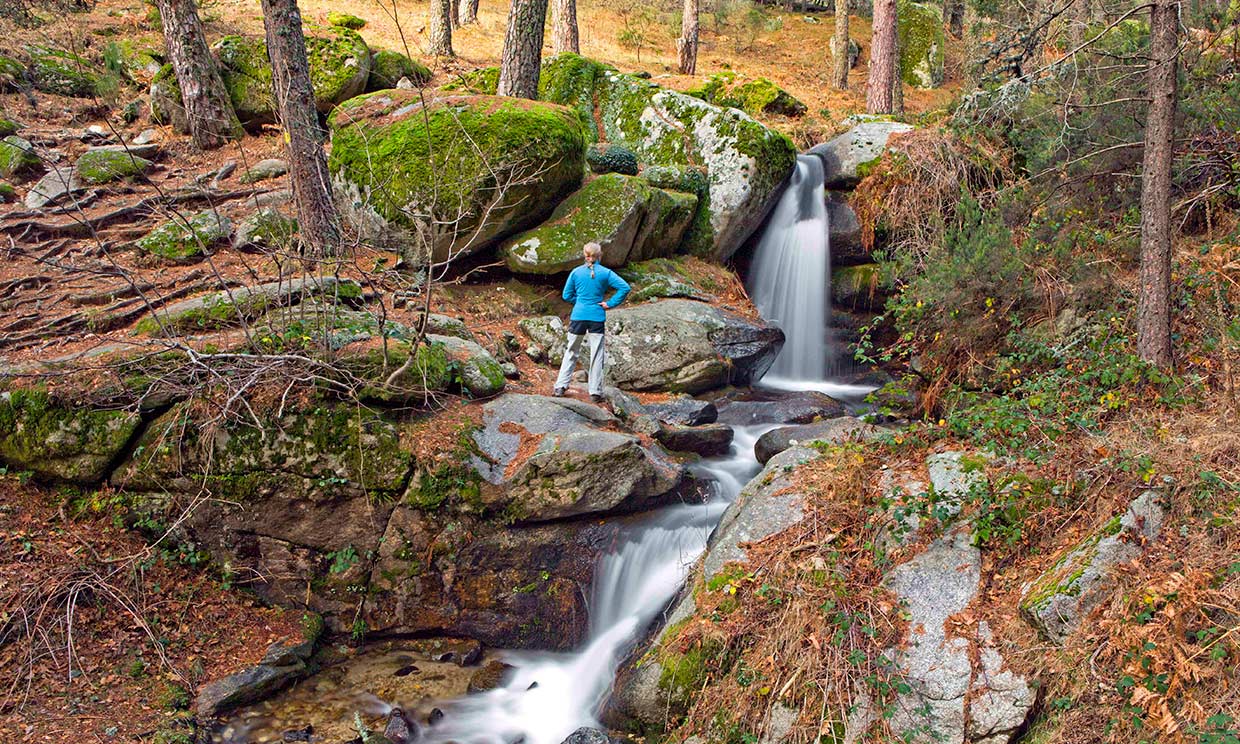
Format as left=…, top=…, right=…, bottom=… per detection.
left=553, top=387, right=567, bottom=397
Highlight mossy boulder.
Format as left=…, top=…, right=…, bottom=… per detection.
left=0, top=56, right=24, bottom=91
left=114, top=40, right=165, bottom=80
left=619, top=257, right=716, bottom=303
left=135, top=210, right=231, bottom=261
left=499, top=173, right=697, bottom=275
left=536, top=53, right=797, bottom=260
left=342, top=334, right=504, bottom=402
left=134, top=276, right=360, bottom=336
left=213, top=28, right=371, bottom=126
left=585, top=143, right=639, bottom=175
left=897, top=0, right=946, bottom=88
left=232, top=208, right=298, bottom=250
left=75, top=149, right=154, bottom=184
left=27, top=46, right=99, bottom=97
left=0, top=388, right=142, bottom=484
left=148, top=63, right=186, bottom=132
left=365, top=49, right=431, bottom=91
left=0, top=183, right=16, bottom=202
left=0, top=118, right=21, bottom=138
left=441, top=66, right=499, bottom=94
left=327, top=11, right=367, bottom=29
left=1020, top=491, right=1166, bottom=643
left=0, top=136, right=40, bottom=178
left=328, top=92, right=585, bottom=265
left=686, top=71, right=807, bottom=117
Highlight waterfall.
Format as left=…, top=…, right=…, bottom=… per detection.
left=416, top=428, right=772, bottom=744
left=747, top=154, right=831, bottom=384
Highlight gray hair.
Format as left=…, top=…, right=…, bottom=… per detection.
left=583, top=242, right=602, bottom=258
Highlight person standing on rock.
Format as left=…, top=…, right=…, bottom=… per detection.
left=554, top=242, right=630, bottom=403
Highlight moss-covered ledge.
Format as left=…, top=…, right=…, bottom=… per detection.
left=0, top=387, right=142, bottom=484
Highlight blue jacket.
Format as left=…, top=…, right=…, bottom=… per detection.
left=563, top=263, right=630, bottom=322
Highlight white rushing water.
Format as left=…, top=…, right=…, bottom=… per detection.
left=747, top=154, right=832, bottom=385
left=420, top=427, right=772, bottom=744
left=408, top=155, right=839, bottom=744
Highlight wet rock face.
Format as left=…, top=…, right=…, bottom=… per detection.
left=713, top=389, right=848, bottom=426
left=364, top=504, right=622, bottom=649
left=470, top=394, right=684, bottom=522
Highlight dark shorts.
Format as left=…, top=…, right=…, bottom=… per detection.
left=569, top=319, right=605, bottom=335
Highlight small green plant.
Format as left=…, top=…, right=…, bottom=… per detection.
left=327, top=545, right=359, bottom=575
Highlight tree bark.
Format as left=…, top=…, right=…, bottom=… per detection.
left=1137, top=0, right=1179, bottom=368
left=497, top=0, right=550, bottom=99
left=943, top=0, right=964, bottom=37
left=459, top=0, right=479, bottom=24
left=831, top=0, right=849, bottom=89
left=154, top=0, right=241, bottom=148
left=678, top=0, right=700, bottom=74
left=259, top=0, right=340, bottom=258
left=429, top=0, right=454, bottom=56
left=891, top=29, right=904, bottom=114
left=450, top=0, right=461, bottom=28
left=866, top=0, right=898, bottom=114
left=551, top=0, right=579, bottom=54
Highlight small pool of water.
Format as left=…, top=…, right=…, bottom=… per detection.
left=212, top=640, right=486, bottom=744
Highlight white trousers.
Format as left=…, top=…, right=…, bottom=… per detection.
left=555, top=331, right=606, bottom=395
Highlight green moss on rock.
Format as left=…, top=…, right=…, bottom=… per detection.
left=149, top=63, right=185, bottom=131
left=499, top=173, right=696, bottom=274
left=537, top=53, right=796, bottom=260
left=366, top=49, right=431, bottom=92
left=0, top=183, right=16, bottom=202
left=327, top=11, right=367, bottom=29
left=213, top=28, right=370, bottom=125
left=233, top=208, right=298, bottom=250
left=897, top=0, right=946, bottom=89
left=135, top=210, right=231, bottom=262
left=76, top=149, right=153, bottom=184
left=118, top=401, right=411, bottom=498
left=0, top=136, right=39, bottom=178
left=687, top=72, right=807, bottom=117
left=441, top=66, right=499, bottom=95
left=0, top=118, right=20, bottom=138
left=27, top=46, right=99, bottom=97
left=0, top=388, right=141, bottom=484
left=0, top=56, right=24, bottom=91
left=328, top=92, right=585, bottom=265
left=586, top=143, right=639, bottom=175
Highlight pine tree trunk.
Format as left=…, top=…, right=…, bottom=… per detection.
left=450, top=0, right=461, bottom=27
left=1137, top=0, right=1179, bottom=368
left=459, top=0, right=479, bottom=24
left=831, top=0, right=849, bottom=89
left=962, top=0, right=980, bottom=88
left=429, top=0, right=454, bottom=56
left=551, top=0, right=579, bottom=54
left=259, top=0, right=340, bottom=258
left=891, top=25, right=904, bottom=114
left=155, top=0, right=241, bottom=148
left=497, top=0, right=549, bottom=99
left=943, top=0, right=963, bottom=37
left=678, top=0, right=700, bottom=74
left=866, top=0, right=898, bottom=114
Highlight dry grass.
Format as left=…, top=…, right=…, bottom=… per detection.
left=658, top=445, right=909, bottom=743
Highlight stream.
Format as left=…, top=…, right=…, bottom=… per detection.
left=214, top=152, right=854, bottom=744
